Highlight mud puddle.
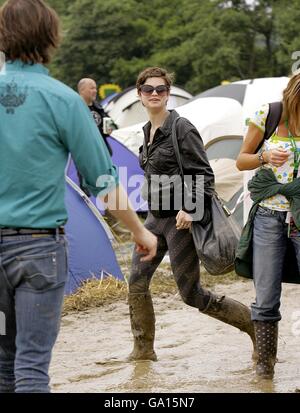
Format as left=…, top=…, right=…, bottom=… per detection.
left=50, top=281, right=300, bottom=393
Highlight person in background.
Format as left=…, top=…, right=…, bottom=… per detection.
left=77, top=77, right=114, bottom=156
left=77, top=77, right=129, bottom=235
left=236, top=73, right=300, bottom=379
left=0, top=0, right=156, bottom=393
left=127, top=66, right=256, bottom=364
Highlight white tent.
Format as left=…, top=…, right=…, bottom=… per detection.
left=111, top=97, right=244, bottom=155
left=112, top=77, right=290, bottom=151
left=176, top=97, right=244, bottom=146
left=104, top=85, right=192, bottom=128
left=197, top=77, right=289, bottom=120
left=196, top=77, right=290, bottom=223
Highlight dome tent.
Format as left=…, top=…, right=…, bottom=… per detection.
left=196, top=77, right=290, bottom=221
left=64, top=177, right=124, bottom=295
left=67, top=135, right=148, bottom=214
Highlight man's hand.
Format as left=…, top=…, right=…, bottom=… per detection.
left=176, top=210, right=192, bottom=230
left=132, top=227, right=157, bottom=262
left=100, top=185, right=157, bottom=261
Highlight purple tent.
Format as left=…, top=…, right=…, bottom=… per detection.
left=64, top=178, right=124, bottom=295
left=67, top=136, right=148, bottom=213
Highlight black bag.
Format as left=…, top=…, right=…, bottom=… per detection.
left=191, top=193, right=241, bottom=275
left=171, top=117, right=241, bottom=275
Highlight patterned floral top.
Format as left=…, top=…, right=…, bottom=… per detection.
left=250, top=103, right=300, bottom=211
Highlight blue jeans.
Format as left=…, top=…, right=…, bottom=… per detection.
left=252, top=206, right=300, bottom=322
left=0, top=233, right=68, bottom=393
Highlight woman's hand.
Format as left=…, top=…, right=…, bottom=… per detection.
left=236, top=124, right=289, bottom=171
left=176, top=210, right=192, bottom=230
left=264, top=148, right=290, bottom=167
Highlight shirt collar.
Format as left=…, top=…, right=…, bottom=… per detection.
left=160, top=110, right=179, bottom=135
left=4, top=60, right=49, bottom=76
left=142, top=110, right=179, bottom=138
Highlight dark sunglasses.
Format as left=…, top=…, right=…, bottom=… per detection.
left=140, top=84, right=170, bottom=96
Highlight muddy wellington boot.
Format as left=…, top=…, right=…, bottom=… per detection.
left=253, top=321, right=278, bottom=379
left=201, top=294, right=257, bottom=361
left=127, top=292, right=157, bottom=361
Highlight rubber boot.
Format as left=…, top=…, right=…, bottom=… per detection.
left=201, top=294, right=257, bottom=361
left=127, top=292, right=157, bottom=361
left=254, top=321, right=278, bottom=379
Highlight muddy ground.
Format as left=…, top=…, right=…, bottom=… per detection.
left=50, top=280, right=300, bottom=393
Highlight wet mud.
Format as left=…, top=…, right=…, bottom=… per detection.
left=50, top=281, right=300, bottom=393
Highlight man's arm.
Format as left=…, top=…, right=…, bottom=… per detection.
left=100, top=185, right=157, bottom=261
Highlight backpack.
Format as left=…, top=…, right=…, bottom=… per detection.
left=255, top=101, right=283, bottom=153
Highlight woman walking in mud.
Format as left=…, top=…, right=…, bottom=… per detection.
left=236, top=73, right=300, bottom=380
left=127, top=67, right=256, bottom=362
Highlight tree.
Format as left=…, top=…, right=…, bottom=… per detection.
left=273, top=0, right=300, bottom=76
left=1, top=0, right=298, bottom=94
left=51, top=0, right=148, bottom=88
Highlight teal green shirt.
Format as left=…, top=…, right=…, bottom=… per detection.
left=0, top=60, right=119, bottom=228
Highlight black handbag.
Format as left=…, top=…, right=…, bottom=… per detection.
left=171, top=117, right=241, bottom=275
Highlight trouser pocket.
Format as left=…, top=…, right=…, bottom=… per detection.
left=15, top=252, right=58, bottom=291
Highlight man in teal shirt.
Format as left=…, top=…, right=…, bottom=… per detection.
left=0, top=0, right=156, bottom=393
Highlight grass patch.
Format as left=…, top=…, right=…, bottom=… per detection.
left=63, top=250, right=243, bottom=315
left=63, top=276, right=128, bottom=315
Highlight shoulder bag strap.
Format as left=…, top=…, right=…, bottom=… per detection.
left=256, top=101, right=283, bottom=152
left=171, top=117, right=184, bottom=178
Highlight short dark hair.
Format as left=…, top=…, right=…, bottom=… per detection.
left=136, top=67, right=174, bottom=90
left=0, top=0, right=60, bottom=64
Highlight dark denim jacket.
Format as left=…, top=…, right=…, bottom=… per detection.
left=139, top=110, right=215, bottom=219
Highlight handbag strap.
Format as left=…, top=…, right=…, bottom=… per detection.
left=171, top=117, right=184, bottom=179
left=171, top=117, right=233, bottom=217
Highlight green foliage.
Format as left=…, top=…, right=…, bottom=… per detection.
left=0, top=0, right=298, bottom=93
